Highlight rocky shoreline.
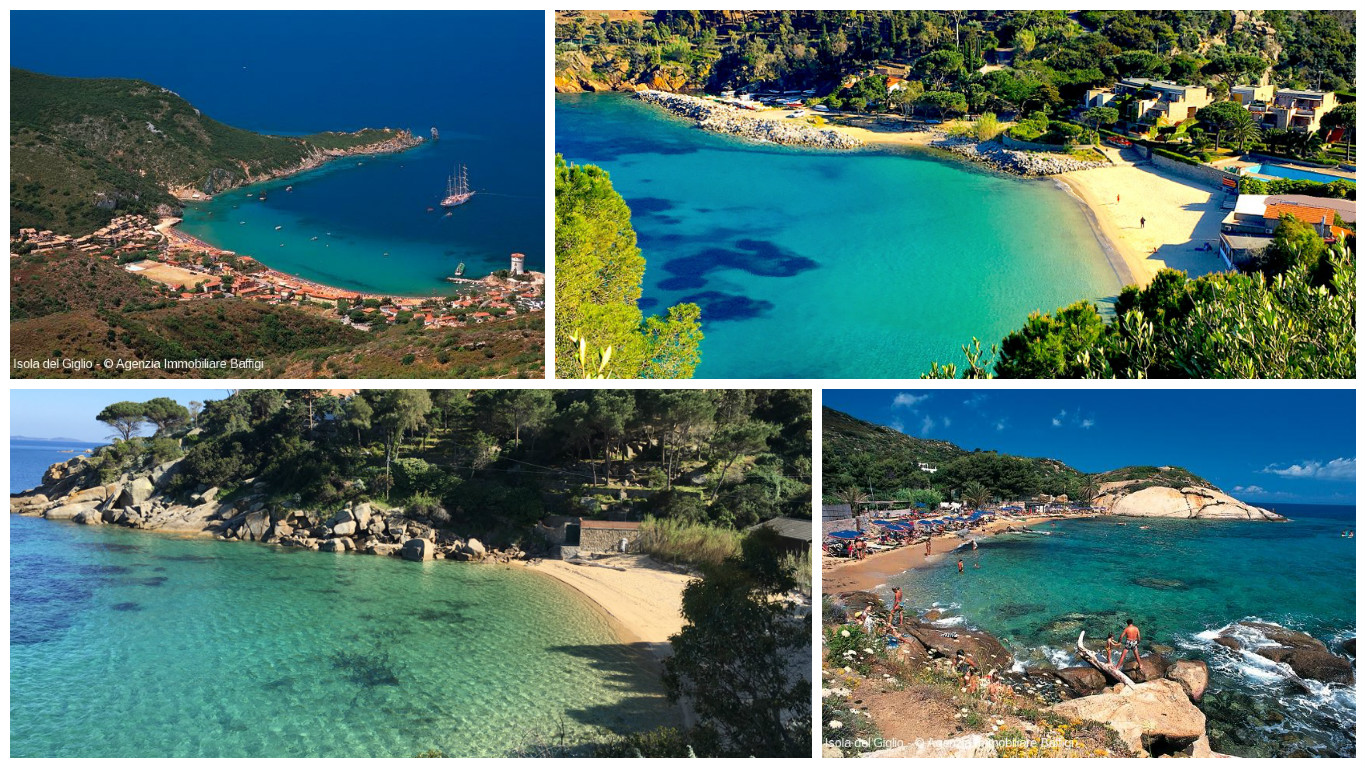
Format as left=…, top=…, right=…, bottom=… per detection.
left=636, top=89, right=863, bottom=149
left=931, top=136, right=1108, bottom=176
left=169, top=129, right=425, bottom=201
left=12, top=453, right=527, bottom=565
left=825, top=591, right=1354, bottom=758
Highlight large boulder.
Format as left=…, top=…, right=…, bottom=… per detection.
left=240, top=510, right=271, bottom=541
left=1166, top=660, right=1210, bottom=702
left=1122, top=653, right=1170, bottom=683
left=72, top=508, right=104, bottom=525
left=1110, top=485, right=1284, bottom=520
left=1050, top=678, right=1206, bottom=757
left=44, top=501, right=99, bottom=520
left=10, top=494, right=49, bottom=514
left=402, top=538, right=435, bottom=562
left=462, top=538, right=487, bottom=558
left=352, top=503, right=373, bottom=530
left=319, top=538, right=348, bottom=553
left=118, top=476, right=156, bottom=508
left=332, top=520, right=358, bottom=537
left=150, top=459, right=183, bottom=489
left=901, top=621, right=1013, bottom=672
left=1056, top=666, right=1109, bottom=697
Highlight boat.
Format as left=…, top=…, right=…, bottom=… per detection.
left=454, top=261, right=465, bottom=277
left=441, top=164, right=474, bottom=207
left=274, top=225, right=283, bottom=231
left=431, top=127, right=439, bottom=140
left=285, top=185, right=293, bottom=192
left=310, top=236, right=318, bottom=241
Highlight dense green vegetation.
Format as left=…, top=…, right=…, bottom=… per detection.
left=555, top=155, right=703, bottom=378
left=89, top=389, right=810, bottom=545
left=928, top=222, right=1355, bottom=378
left=823, top=406, right=1212, bottom=504
left=10, top=69, right=414, bottom=235
left=10, top=250, right=544, bottom=379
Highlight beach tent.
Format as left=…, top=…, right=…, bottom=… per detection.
left=826, top=530, right=863, bottom=540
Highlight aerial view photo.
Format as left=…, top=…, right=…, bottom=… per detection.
left=9, top=388, right=813, bottom=757
left=820, top=389, right=1355, bottom=757
left=555, top=11, right=1355, bottom=378
left=11, top=11, right=545, bottom=379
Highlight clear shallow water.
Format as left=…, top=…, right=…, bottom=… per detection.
left=11, top=11, right=545, bottom=298
left=556, top=94, right=1122, bottom=378
left=11, top=446, right=673, bottom=758
left=891, top=505, right=1355, bottom=756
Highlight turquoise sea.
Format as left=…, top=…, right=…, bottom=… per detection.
left=555, top=94, right=1123, bottom=378
left=10, top=443, right=674, bottom=758
left=889, top=506, right=1356, bottom=757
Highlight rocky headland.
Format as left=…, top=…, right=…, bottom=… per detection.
left=11, top=453, right=523, bottom=564
left=1106, top=485, right=1286, bottom=521
left=931, top=136, right=1110, bottom=176
left=636, top=90, right=863, bottom=149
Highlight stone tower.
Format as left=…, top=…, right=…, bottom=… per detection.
left=510, top=252, right=525, bottom=275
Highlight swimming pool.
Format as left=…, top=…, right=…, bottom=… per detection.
left=1243, top=162, right=1351, bottom=185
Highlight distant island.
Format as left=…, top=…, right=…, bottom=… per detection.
left=10, top=69, right=545, bottom=379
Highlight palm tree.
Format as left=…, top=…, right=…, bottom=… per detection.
left=1228, top=109, right=1261, bottom=153
left=960, top=480, right=992, bottom=510
left=837, top=486, right=869, bottom=513
left=1080, top=477, right=1101, bottom=503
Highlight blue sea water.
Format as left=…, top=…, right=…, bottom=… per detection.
left=10, top=11, right=545, bottom=295
left=889, top=505, right=1356, bottom=756
left=555, top=94, right=1123, bottom=378
left=9, top=442, right=675, bottom=757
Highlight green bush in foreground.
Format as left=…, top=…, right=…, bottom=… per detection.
left=927, top=243, right=1355, bottom=379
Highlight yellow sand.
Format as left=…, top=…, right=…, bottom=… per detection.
left=529, top=554, right=692, bottom=661
left=129, top=262, right=215, bottom=290
left=1057, top=151, right=1229, bottom=287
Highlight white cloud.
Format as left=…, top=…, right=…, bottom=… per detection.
left=1051, top=416, right=1063, bottom=427
left=1233, top=485, right=1266, bottom=494
left=1080, top=418, right=1095, bottom=429
left=893, top=393, right=930, bottom=408
left=994, top=419, right=1007, bottom=432
left=943, top=417, right=952, bottom=428
left=890, top=418, right=905, bottom=433
left=962, top=393, right=988, bottom=408
left=920, top=415, right=935, bottom=436
left=1261, top=458, right=1355, bottom=481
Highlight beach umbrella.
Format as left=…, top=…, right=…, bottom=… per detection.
left=826, top=530, right=862, bottom=540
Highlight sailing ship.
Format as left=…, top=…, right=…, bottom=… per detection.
left=441, top=164, right=474, bottom=208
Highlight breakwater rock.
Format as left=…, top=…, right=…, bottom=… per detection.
left=636, top=90, right=863, bottom=149
left=933, top=137, right=1107, bottom=176
left=12, top=454, right=526, bottom=564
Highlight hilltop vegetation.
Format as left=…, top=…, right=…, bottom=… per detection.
left=822, top=406, right=1214, bottom=504
left=557, top=11, right=1355, bottom=98
left=10, top=69, right=416, bottom=235
left=10, top=250, right=544, bottom=379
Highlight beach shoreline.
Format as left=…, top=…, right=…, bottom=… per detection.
left=823, top=516, right=1067, bottom=593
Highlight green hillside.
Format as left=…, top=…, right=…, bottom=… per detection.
left=10, top=68, right=412, bottom=235
left=822, top=406, right=1211, bottom=503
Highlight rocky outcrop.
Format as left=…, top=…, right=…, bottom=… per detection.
left=1056, top=666, right=1108, bottom=696
left=637, top=90, right=863, bottom=149
left=933, top=137, right=1108, bottom=176
left=1109, top=486, right=1285, bottom=520
left=11, top=456, right=528, bottom=566
left=1050, top=679, right=1207, bottom=757
left=901, top=620, right=1013, bottom=672
left=1224, top=622, right=1354, bottom=685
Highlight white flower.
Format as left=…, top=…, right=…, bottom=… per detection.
left=864, top=648, right=876, bottom=654
left=840, top=630, right=851, bottom=637
left=828, top=720, right=844, bottom=730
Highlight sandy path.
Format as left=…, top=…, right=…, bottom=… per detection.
left=823, top=517, right=1059, bottom=594
left=528, top=555, right=692, bottom=661
left=1056, top=151, right=1229, bottom=287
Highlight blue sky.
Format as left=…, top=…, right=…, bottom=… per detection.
left=11, top=390, right=231, bottom=443
left=825, top=389, right=1356, bottom=506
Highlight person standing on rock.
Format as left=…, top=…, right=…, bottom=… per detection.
left=1118, top=619, right=1141, bottom=668
left=1105, top=633, right=1122, bottom=666
left=891, top=587, right=904, bottom=628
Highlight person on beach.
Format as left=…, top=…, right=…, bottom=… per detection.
left=971, top=539, right=978, bottom=551
left=957, top=558, right=965, bottom=574
left=1140, top=216, right=1146, bottom=228
left=955, top=649, right=979, bottom=692
left=925, top=538, right=932, bottom=556
left=891, top=587, right=904, bottom=628
left=1118, top=619, right=1141, bottom=668
left=1104, top=633, right=1122, bottom=666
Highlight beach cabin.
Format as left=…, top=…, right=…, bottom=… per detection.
left=746, top=516, right=813, bottom=556
left=575, top=519, right=641, bottom=555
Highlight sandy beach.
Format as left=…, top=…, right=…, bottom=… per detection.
left=823, top=517, right=1059, bottom=593
left=1056, top=150, right=1229, bottom=288
left=529, top=554, right=693, bottom=662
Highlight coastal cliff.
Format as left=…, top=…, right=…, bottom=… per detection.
left=12, top=453, right=521, bottom=564
left=1105, top=485, right=1285, bottom=521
